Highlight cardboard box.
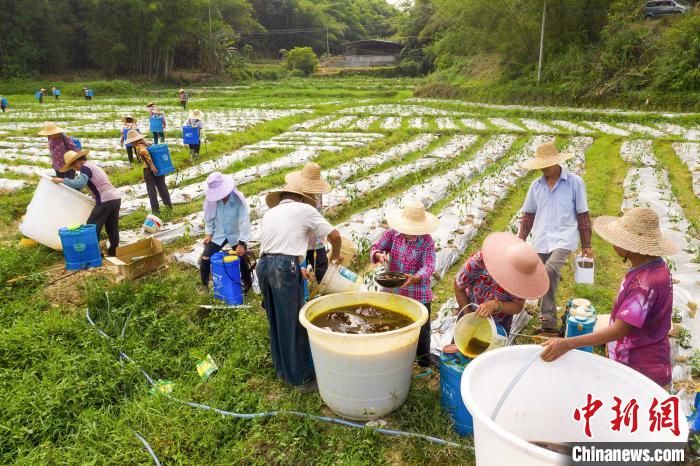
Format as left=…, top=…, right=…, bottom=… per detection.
left=106, top=238, right=164, bottom=279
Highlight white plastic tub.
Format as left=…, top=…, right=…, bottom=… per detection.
left=299, top=292, right=428, bottom=420
left=20, top=175, right=95, bottom=250
left=461, top=345, right=688, bottom=466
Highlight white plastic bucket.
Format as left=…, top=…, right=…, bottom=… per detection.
left=317, top=261, right=360, bottom=295
left=453, top=314, right=507, bottom=359
left=299, top=291, right=428, bottom=420
left=329, top=236, right=358, bottom=267
left=573, top=255, right=594, bottom=284
left=20, top=175, right=95, bottom=251
left=461, top=345, right=689, bottom=466
left=143, top=214, right=163, bottom=234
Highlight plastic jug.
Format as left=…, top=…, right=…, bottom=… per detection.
left=210, top=251, right=243, bottom=305
left=453, top=313, right=507, bottom=359
left=182, top=126, right=200, bottom=145
left=143, top=214, right=162, bottom=234
left=573, top=255, right=594, bottom=284
left=58, top=224, right=102, bottom=270
left=440, top=344, right=473, bottom=436
left=147, top=144, right=175, bottom=176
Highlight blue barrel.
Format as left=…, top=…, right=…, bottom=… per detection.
left=35, top=91, right=42, bottom=100
left=71, top=137, right=82, bottom=150
left=182, top=126, right=200, bottom=145
left=147, top=144, right=174, bottom=176
left=211, top=252, right=243, bottom=305
left=1, top=98, right=8, bottom=106
left=58, top=224, right=102, bottom=270
left=54, top=89, right=61, bottom=96
left=566, top=314, right=596, bottom=352
left=149, top=116, right=164, bottom=132
left=87, top=89, right=94, bottom=97
left=440, top=347, right=473, bottom=436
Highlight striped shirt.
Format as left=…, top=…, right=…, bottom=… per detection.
left=63, top=161, right=120, bottom=205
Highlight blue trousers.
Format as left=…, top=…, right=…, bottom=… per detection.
left=256, top=254, right=314, bottom=386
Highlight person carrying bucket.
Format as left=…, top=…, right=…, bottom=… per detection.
left=51, top=86, right=60, bottom=100
left=123, top=129, right=172, bottom=214
left=38, top=122, right=80, bottom=178
left=518, top=142, right=593, bottom=334
left=454, top=232, right=549, bottom=337
left=199, top=172, right=252, bottom=292
left=285, top=162, right=332, bottom=283
left=120, top=116, right=139, bottom=164
left=184, top=110, right=204, bottom=160
left=1, top=95, right=8, bottom=112
left=541, top=207, right=676, bottom=387
left=371, top=200, right=438, bottom=368
left=83, top=87, right=93, bottom=101
left=258, top=180, right=343, bottom=392
left=51, top=150, right=121, bottom=257
left=149, top=107, right=166, bottom=144
left=178, top=89, right=188, bottom=109
left=37, top=88, right=46, bottom=104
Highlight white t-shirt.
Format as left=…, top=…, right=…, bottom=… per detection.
left=260, top=200, right=334, bottom=261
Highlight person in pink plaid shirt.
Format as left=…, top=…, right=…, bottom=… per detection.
left=371, top=200, right=437, bottom=367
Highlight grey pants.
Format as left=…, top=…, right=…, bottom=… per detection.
left=537, top=248, right=571, bottom=329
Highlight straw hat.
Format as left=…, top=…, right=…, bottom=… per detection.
left=40, top=88, right=46, bottom=92
left=284, top=162, right=331, bottom=194
left=593, top=207, right=678, bottom=256
left=188, top=109, right=204, bottom=120
left=146, top=101, right=155, bottom=107
left=122, top=115, right=138, bottom=123
left=482, top=232, right=549, bottom=300
left=38, top=122, right=67, bottom=136
left=522, top=142, right=573, bottom=170
left=179, top=88, right=185, bottom=92
left=205, top=172, right=235, bottom=202
left=265, top=181, right=316, bottom=208
left=59, top=149, right=90, bottom=172
left=124, top=129, right=145, bottom=145
left=152, top=107, right=164, bottom=115
left=387, top=200, right=438, bottom=236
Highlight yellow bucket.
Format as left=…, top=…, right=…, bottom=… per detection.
left=453, top=313, right=507, bottom=359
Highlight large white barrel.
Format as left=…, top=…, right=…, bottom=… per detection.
left=299, top=292, right=428, bottom=420
left=461, top=345, right=688, bottom=466
left=20, top=175, right=95, bottom=250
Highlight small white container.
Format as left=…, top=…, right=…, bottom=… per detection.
left=317, top=261, right=360, bottom=295
left=573, top=255, right=594, bottom=284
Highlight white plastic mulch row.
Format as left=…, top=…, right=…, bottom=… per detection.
left=551, top=120, right=593, bottom=134
left=0, top=178, right=28, bottom=192
left=586, top=121, right=630, bottom=137
left=519, top=119, right=558, bottom=133
left=488, top=118, right=525, bottom=132
left=620, top=140, right=656, bottom=167
left=618, top=123, right=666, bottom=138
left=658, top=123, right=700, bottom=141
left=672, top=143, right=700, bottom=199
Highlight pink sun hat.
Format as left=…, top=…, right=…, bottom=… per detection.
left=205, top=172, right=235, bottom=202
left=481, top=232, right=549, bottom=300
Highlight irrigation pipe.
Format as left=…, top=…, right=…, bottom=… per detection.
left=490, top=348, right=545, bottom=422
left=133, top=431, right=162, bottom=466
left=85, top=308, right=469, bottom=450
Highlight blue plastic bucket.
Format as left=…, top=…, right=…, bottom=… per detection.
left=35, top=91, right=41, bottom=100
left=122, top=128, right=134, bottom=148
left=54, top=89, right=61, bottom=96
left=149, top=116, right=164, bottom=132
left=440, top=349, right=473, bottom=436
left=147, top=144, right=174, bottom=176
left=58, top=224, right=102, bottom=270
left=182, top=126, right=200, bottom=145
left=211, top=252, right=243, bottom=305
left=566, top=314, right=596, bottom=352
left=71, top=137, right=82, bottom=150
left=87, top=90, right=94, bottom=97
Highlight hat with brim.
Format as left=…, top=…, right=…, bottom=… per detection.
left=152, top=107, right=164, bottom=115
left=38, top=122, right=67, bottom=136
left=265, top=181, right=316, bottom=208
left=593, top=207, right=678, bottom=256
left=59, top=149, right=90, bottom=172
left=179, top=89, right=185, bottom=92
left=522, top=142, right=573, bottom=170
left=188, top=110, right=204, bottom=120
left=122, top=115, right=138, bottom=123
left=205, top=172, right=236, bottom=202
left=146, top=102, right=155, bottom=107
left=284, top=162, right=331, bottom=194
left=482, top=232, right=549, bottom=300
left=124, top=129, right=145, bottom=145
left=387, top=200, right=438, bottom=236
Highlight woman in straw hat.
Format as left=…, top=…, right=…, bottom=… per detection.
left=285, top=162, right=332, bottom=282
left=124, top=129, right=172, bottom=214
left=52, top=150, right=121, bottom=256
left=38, top=122, right=80, bottom=178
left=178, top=89, right=188, bottom=109
left=371, top=200, right=438, bottom=367
left=119, top=116, right=139, bottom=163
left=518, top=141, right=593, bottom=334
left=454, top=232, right=549, bottom=335
left=258, top=180, right=342, bottom=392
left=541, top=207, right=677, bottom=387
left=185, top=110, right=204, bottom=160
left=199, top=172, right=252, bottom=292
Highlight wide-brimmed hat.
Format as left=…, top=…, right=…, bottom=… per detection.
left=40, top=88, right=46, bottom=92
left=205, top=172, right=235, bottom=202
left=593, top=207, right=678, bottom=256
left=284, top=162, right=331, bottom=194
left=152, top=107, right=164, bottom=115
left=59, top=149, right=90, bottom=172
left=122, top=115, right=138, bottom=123
left=179, top=88, right=185, bottom=92
left=38, top=122, right=67, bottom=136
left=265, top=181, right=316, bottom=208
left=387, top=200, right=438, bottom=236
left=188, top=109, right=204, bottom=120
left=124, top=129, right=145, bottom=145
left=482, top=232, right=549, bottom=299
left=522, top=142, right=573, bottom=170
left=146, top=101, right=155, bottom=107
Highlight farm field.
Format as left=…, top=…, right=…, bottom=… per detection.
left=1, top=77, right=699, bottom=464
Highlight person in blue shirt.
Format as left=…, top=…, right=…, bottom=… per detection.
left=51, top=87, right=61, bottom=100
left=199, top=171, right=252, bottom=291
left=518, top=142, right=593, bottom=333
left=0, top=96, right=7, bottom=112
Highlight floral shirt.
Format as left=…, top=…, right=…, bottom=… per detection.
left=455, top=251, right=522, bottom=332
left=47, top=134, right=78, bottom=170
left=132, top=140, right=156, bottom=172
left=370, top=229, right=436, bottom=304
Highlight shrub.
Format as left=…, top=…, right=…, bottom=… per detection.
left=284, top=47, right=319, bottom=76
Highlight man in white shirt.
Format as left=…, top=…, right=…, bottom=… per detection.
left=258, top=181, right=342, bottom=392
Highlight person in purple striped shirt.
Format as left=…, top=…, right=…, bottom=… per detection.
left=52, top=150, right=121, bottom=257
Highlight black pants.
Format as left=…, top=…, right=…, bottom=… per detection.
left=55, top=168, right=75, bottom=179
left=87, top=199, right=121, bottom=256
left=85, top=96, right=91, bottom=101
left=55, top=95, right=59, bottom=100
left=188, top=143, right=201, bottom=156
left=417, top=302, right=432, bottom=367
left=199, top=239, right=251, bottom=288
left=0, top=105, right=5, bottom=112
left=152, top=132, right=165, bottom=144
left=39, top=96, right=43, bottom=104
left=126, top=146, right=134, bottom=163
left=143, top=167, right=172, bottom=213
left=180, top=101, right=187, bottom=109
left=306, top=247, right=328, bottom=282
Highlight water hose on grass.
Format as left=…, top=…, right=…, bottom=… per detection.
left=133, top=431, right=161, bottom=466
